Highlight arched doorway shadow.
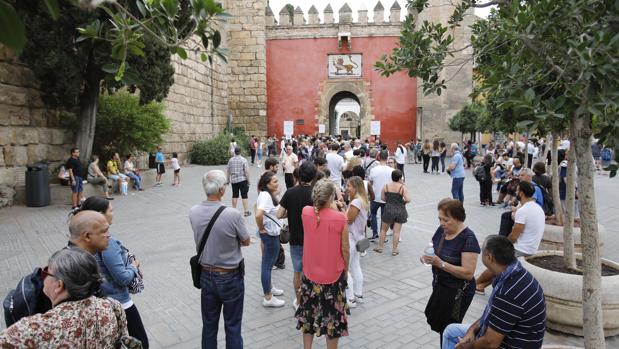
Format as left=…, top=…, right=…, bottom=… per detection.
left=316, top=80, right=373, bottom=138
left=329, top=91, right=360, bottom=136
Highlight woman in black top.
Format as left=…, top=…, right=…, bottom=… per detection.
left=421, top=199, right=480, bottom=347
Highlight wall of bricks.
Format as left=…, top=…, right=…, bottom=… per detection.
left=0, top=47, right=75, bottom=207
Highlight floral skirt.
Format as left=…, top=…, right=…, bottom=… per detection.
left=295, top=273, right=349, bottom=338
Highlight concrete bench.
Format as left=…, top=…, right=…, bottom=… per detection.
left=14, top=169, right=157, bottom=206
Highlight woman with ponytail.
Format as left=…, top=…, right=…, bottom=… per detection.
left=78, top=196, right=149, bottom=348
left=296, top=179, right=350, bottom=349
left=0, top=248, right=131, bottom=347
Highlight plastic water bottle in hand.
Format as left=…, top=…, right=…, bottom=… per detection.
left=423, top=242, right=435, bottom=266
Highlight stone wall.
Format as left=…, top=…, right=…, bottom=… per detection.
left=226, top=0, right=267, bottom=135
left=0, top=46, right=75, bottom=207
left=413, top=1, right=474, bottom=143
left=162, top=41, right=229, bottom=163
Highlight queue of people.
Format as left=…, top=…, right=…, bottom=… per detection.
left=2, top=133, right=555, bottom=349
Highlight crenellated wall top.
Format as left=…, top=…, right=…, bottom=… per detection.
left=266, top=1, right=407, bottom=28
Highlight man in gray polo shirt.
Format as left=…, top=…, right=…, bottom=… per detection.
left=189, top=170, right=250, bottom=349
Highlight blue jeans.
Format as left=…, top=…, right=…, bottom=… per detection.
left=289, top=244, right=303, bottom=273
left=259, top=233, right=280, bottom=294
left=451, top=177, right=465, bottom=203
left=370, top=201, right=386, bottom=237
left=200, top=270, right=244, bottom=349
left=125, top=172, right=142, bottom=189
left=442, top=323, right=471, bottom=349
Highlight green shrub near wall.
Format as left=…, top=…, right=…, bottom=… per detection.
left=190, top=128, right=250, bottom=165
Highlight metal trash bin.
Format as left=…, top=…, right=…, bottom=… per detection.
left=25, top=162, right=50, bottom=207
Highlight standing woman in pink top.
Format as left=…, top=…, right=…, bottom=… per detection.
left=297, top=179, right=350, bottom=349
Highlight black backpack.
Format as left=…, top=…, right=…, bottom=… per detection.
left=535, top=184, right=554, bottom=216
left=474, top=165, right=487, bottom=182
left=3, top=268, right=51, bottom=327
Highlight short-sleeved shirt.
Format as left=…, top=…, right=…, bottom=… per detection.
left=348, top=198, right=368, bottom=241
left=66, top=157, right=83, bottom=178
left=486, top=267, right=546, bottom=348
left=257, top=191, right=282, bottom=236
left=450, top=151, right=465, bottom=178
left=189, top=201, right=249, bottom=269
left=155, top=151, right=164, bottom=163
left=106, top=160, right=120, bottom=176
left=87, top=162, right=98, bottom=178
left=363, top=158, right=378, bottom=179
left=431, top=227, right=480, bottom=296
left=279, top=185, right=313, bottom=245
left=227, top=155, right=248, bottom=184
left=302, top=206, right=346, bottom=284
left=394, top=146, right=407, bottom=164
left=325, top=152, right=344, bottom=182
left=281, top=153, right=298, bottom=174
left=513, top=201, right=545, bottom=255
left=368, top=165, right=394, bottom=203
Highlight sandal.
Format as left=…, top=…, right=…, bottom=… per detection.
left=392, top=251, right=399, bottom=256
left=373, top=247, right=383, bottom=253
left=244, top=211, right=251, bottom=217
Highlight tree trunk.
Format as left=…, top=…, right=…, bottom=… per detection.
left=573, top=114, right=605, bottom=348
left=524, top=134, right=529, bottom=169
left=75, top=50, right=101, bottom=163
left=550, top=132, right=563, bottom=226
left=563, top=116, right=577, bottom=270
left=543, top=133, right=551, bottom=163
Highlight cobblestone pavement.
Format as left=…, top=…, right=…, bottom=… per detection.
left=1, top=160, right=618, bottom=348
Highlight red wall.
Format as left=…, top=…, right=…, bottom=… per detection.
left=266, top=36, right=417, bottom=147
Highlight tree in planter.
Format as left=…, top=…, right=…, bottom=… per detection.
left=93, top=92, right=170, bottom=161
left=13, top=0, right=228, bottom=162
left=448, top=102, right=483, bottom=142
left=376, top=0, right=618, bottom=346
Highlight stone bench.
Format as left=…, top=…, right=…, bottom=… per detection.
left=14, top=169, right=156, bottom=206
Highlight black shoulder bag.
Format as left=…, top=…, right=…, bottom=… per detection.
left=190, top=206, right=226, bottom=289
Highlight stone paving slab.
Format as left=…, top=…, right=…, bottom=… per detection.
left=1, top=161, right=618, bottom=348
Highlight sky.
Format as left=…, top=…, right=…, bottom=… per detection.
left=268, top=0, right=492, bottom=23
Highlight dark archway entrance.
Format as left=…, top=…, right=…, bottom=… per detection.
left=328, top=91, right=360, bottom=137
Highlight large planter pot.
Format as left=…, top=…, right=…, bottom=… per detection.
left=540, top=223, right=605, bottom=253
left=521, top=251, right=619, bottom=337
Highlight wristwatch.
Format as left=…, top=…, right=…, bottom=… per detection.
left=440, top=261, right=446, bottom=269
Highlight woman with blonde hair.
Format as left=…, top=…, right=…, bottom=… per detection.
left=297, top=179, right=349, bottom=349
left=345, top=176, right=369, bottom=308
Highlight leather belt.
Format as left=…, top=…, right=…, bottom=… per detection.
left=202, top=266, right=237, bottom=273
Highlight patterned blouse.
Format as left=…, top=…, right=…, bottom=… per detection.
left=0, top=296, right=128, bottom=348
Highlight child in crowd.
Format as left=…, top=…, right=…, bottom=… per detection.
left=171, top=152, right=181, bottom=186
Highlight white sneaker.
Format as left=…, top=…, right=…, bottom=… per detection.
left=354, top=295, right=364, bottom=304
left=271, top=287, right=284, bottom=296
left=348, top=299, right=357, bottom=308
left=387, top=230, right=393, bottom=236
left=263, top=296, right=285, bottom=307
left=360, top=251, right=367, bottom=257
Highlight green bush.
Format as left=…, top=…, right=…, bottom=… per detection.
left=190, top=128, right=251, bottom=165
left=190, top=133, right=231, bottom=165
left=93, top=92, right=170, bottom=160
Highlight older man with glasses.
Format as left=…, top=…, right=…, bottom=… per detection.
left=281, top=145, right=299, bottom=189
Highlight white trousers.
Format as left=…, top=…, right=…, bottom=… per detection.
left=346, top=235, right=363, bottom=300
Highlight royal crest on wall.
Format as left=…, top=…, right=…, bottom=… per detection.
left=328, top=54, right=362, bottom=78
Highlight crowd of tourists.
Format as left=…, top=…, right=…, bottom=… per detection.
left=12, top=132, right=615, bottom=348
left=58, top=145, right=181, bottom=209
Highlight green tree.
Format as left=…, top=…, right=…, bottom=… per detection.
left=448, top=102, right=485, bottom=141
left=11, top=0, right=228, bottom=162
left=376, top=1, right=619, bottom=346
left=285, top=3, right=294, bottom=23
left=93, top=92, right=170, bottom=160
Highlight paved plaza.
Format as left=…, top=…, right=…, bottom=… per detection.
left=1, top=161, right=618, bottom=348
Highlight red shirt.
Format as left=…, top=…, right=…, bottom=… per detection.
left=301, top=206, right=346, bottom=284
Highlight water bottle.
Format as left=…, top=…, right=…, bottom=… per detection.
left=423, top=242, right=434, bottom=266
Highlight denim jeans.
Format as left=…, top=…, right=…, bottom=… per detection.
left=289, top=244, right=303, bottom=273
left=451, top=177, right=465, bottom=202
left=125, top=172, right=142, bottom=189
left=442, top=323, right=471, bottom=349
left=259, top=233, right=280, bottom=294
left=200, top=270, right=244, bottom=349
left=370, top=201, right=386, bottom=237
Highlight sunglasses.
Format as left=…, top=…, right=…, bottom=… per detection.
left=40, top=266, right=55, bottom=280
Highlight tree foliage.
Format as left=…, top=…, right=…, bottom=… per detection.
left=93, top=92, right=170, bottom=159
left=448, top=102, right=484, bottom=137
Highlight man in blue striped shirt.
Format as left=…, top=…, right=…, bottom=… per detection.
left=443, top=235, right=546, bottom=349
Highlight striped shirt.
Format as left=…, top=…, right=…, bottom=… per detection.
left=487, top=267, right=546, bottom=348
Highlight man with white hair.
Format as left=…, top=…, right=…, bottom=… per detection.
left=189, top=170, right=251, bottom=349
left=447, top=143, right=466, bottom=202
